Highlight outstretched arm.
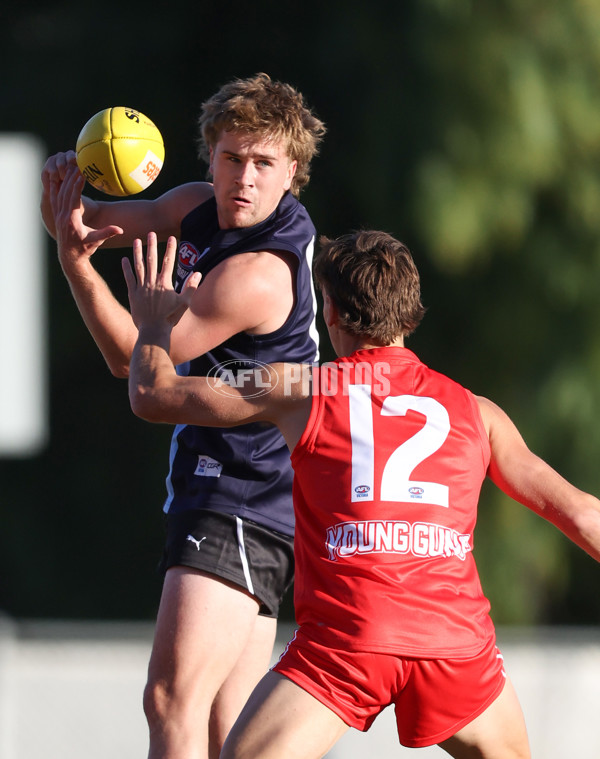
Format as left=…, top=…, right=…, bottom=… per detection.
left=49, top=164, right=137, bottom=376
left=45, top=154, right=304, bottom=381
left=478, top=395, right=600, bottom=562
left=126, top=236, right=312, bottom=449
left=45, top=156, right=215, bottom=376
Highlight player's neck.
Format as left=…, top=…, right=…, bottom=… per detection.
left=336, top=334, right=405, bottom=358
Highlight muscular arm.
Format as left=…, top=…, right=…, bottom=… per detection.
left=46, top=158, right=294, bottom=377
left=125, top=240, right=311, bottom=450
left=478, top=395, right=600, bottom=562
left=130, top=330, right=310, bottom=447
left=167, top=247, right=296, bottom=365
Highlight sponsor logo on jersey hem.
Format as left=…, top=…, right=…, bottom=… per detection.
left=194, top=455, right=223, bottom=478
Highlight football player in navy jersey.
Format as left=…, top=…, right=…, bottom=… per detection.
left=41, top=73, right=325, bottom=759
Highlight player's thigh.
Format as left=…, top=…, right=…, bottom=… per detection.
left=209, top=615, right=277, bottom=759
left=221, top=670, right=349, bottom=759
left=217, top=612, right=277, bottom=695
left=148, top=566, right=262, bottom=695
left=210, top=614, right=277, bottom=731
left=438, top=677, right=530, bottom=759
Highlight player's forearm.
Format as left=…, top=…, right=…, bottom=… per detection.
left=62, top=260, right=138, bottom=378
left=520, top=464, right=600, bottom=563
left=128, top=326, right=179, bottom=423
left=551, top=491, right=600, bottom=563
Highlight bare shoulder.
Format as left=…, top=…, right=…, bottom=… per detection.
left=190, top=249, right=293, bottom=310
left=475, top=394, right=531, bottom=471
left=475, top=395, right=515, bottom=436
left=213, top=248, right=294, bottom=292
left=475, top=395, right=495, bottom=432
left=151, top=181, right=214, bottom=229
left=192, top=249, right=296, bottom=333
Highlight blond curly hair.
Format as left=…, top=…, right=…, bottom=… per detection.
left=198, top=73, right=326, bottom=196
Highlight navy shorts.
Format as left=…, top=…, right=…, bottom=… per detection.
left=160, top=509, right=294, bottom=618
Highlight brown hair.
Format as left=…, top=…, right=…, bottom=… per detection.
left=197, top=73, right=326, bottom=196
left=313, top=230, right=426, bottom=344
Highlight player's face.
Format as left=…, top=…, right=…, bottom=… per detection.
left=209, top=131, right=297, bottom=229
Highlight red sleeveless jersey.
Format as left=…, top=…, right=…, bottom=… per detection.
left=290, top=347, right=495, bottom=658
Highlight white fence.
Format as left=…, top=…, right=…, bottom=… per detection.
left=0, top=615, right=599, bottom=758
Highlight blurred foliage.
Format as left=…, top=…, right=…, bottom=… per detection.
left=1, top=0, right=599, bottom=625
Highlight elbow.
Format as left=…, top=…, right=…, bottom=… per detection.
left=572, top=497, right=600, bottom=551
left=108, top=361, right=130, bottom=380
left=129, top=386, right=166, bottom=423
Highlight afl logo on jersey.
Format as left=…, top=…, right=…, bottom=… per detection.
left=409, top=487, right=424, bottom=497
left=354, top=485, right=370, bottom=497
left=178, top=242, right=205, bottom=269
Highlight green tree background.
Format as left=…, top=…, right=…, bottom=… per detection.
left=1, top=0, right=599, bottom=625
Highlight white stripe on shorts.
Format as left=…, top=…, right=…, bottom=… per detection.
left=235, top=516, right=254, bottom=595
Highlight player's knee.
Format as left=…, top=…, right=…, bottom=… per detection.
left=143, top=676, right=174, bottom=729
left=144, top=671, right=213, bottom=734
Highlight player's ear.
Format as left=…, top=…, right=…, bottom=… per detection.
left=322, top=291, right=339, bottom=328
left=283, top=160, right=297, bottom=191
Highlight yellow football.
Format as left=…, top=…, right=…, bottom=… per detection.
left=76, top=107, right=164, bottom=196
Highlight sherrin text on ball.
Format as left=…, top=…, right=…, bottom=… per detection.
left=76, top=107, right=165, bottom=196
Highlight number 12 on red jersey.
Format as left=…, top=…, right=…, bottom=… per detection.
left=349, top=385, right=451, bottom=507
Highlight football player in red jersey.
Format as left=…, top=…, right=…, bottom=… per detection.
left=124, top=229, right=600, bottom=759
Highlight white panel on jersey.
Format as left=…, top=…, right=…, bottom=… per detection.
left=349, top=384, right=375, bottom=502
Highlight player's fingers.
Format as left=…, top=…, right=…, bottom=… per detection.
left=159, top=236, right=178, bottom=287
left=51, top=166, right=78, bottom=219
left=122, top=256, right=136, bottom=295
left=48, top=177, right=58, bottom=209
left=181, top=270, right=202, bottom=295
left=57, top=151, right=78, bottom=180
left=132, top=237, right=146, bottom=285
left=180, top=272, right=202, bottom=309
left=66, top=170, right=85, bottom=211
left=145, top=231, right=158, bottom=287
left=89, top=226, right=124, bottom=246
left=57, top=165, right=83, bottom=214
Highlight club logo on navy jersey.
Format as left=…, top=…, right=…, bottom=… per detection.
left=178, top=242, right=206, bottom=269
left=177, top=243, right=210, bottom=284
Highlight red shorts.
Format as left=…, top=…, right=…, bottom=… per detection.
left=272, top=630, right=506, bottom=748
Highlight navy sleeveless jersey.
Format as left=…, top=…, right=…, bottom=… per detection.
left=163, top=192, right=319, bottom=536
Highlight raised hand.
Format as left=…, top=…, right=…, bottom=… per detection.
left=49, top=163, right=124, bottom=270
left=122, top=232, right=202, bottom=329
